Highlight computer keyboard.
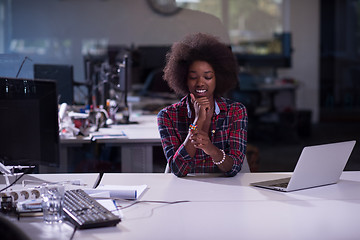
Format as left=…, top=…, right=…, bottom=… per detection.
left=271, top=182, right=289, bottom=188
left=63, top=189, right=121, bottom=229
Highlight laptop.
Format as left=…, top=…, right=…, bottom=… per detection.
left=251, top=140, right=356, bottom=192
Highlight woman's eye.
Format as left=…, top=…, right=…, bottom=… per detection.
left=205, top=76, right=213, bottom=80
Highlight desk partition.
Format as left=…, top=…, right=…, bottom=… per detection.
left=58, top=115, right=161, bottom=173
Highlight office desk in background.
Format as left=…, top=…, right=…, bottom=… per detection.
left=4, top=171, right=360, bottom=240
left=59, top=114, right=161, bottom=173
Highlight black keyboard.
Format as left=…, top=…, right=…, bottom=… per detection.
left=63, top=189, right=121, bottom=229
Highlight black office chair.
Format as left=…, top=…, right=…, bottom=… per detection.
left=0, top=214, right=32, bottom=240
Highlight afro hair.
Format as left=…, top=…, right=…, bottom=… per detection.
left=163, top=32, right=239, bottom=97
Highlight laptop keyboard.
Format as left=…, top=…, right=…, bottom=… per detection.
left=271, top=182, right=289, bottom=188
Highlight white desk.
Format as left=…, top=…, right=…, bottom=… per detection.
left=4, top=172, right=360, bottom=240
left=59, top=114, right=161, bottom=173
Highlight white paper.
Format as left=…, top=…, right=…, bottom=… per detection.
left=84, top=185, right=147, bottom=200
left=90, top=132, right=127, bottom=141
left=87, top=191, right=123, bottom=218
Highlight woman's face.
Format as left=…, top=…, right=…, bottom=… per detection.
left=187, top=61, right=216, bottom=99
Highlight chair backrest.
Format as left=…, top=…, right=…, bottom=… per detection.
left=164, top=162, right=171, bottom=173
left=0, top=214, right=32, bottom=240
left=241, top=156, right=251, bottom=173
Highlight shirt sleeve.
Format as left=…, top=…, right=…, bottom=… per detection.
left=224, top=103, right=248, bottom=177
left=157, top=109, right=192, bottom=177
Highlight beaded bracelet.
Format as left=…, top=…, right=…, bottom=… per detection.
left=189, top=123, right=197, bottom=131
left=213, top=149, right=226, bottom=165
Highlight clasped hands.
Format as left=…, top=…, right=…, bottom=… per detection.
left=189, top=93, right=215, bottom=155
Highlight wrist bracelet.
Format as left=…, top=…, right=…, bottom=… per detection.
left=189, top=123, right=197, bottom=131
left=213, top=149, right=226, bottom=165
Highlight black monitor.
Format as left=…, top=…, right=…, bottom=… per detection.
left=84, top=45, right=131, bottom=107
left=136, top=46, right=173, bottom=96
left=0, top=77, right=60, bottom=169
left=34, top=64, right=74, bottom=105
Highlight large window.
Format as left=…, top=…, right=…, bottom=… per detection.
left=185, top=0, right=284, bottom=55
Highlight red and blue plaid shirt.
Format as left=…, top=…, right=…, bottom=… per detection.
left=157, top=95, right=248, bottom=177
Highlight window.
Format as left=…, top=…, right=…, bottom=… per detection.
left=184, top=0, right=284, bottom=55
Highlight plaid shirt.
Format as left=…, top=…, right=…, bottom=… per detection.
left=157, top=95, right=247, bottom=177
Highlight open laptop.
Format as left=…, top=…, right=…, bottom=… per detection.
left=251, top=140, right=356, bottom=192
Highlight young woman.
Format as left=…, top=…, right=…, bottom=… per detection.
left=157, top=33, right=248, bottom=177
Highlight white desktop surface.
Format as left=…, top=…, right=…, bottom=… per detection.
left=0, top=173, right=100, bottom=191
left=3, top=172, right=360, bottom=240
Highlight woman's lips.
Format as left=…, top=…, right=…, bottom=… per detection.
left=195, top=89, right=207, bottom=96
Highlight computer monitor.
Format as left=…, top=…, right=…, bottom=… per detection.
left=0, top=77, right=60, bottom=169
left=34, top=64, right=74, bottom=105
left=136, top=46, right=173, bottom=96
left=84, top=46, right=131, bottom=107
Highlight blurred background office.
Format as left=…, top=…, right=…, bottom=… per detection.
left=0, top=0, right=359, bottom=172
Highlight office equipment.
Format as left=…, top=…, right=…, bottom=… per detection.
left=0, top=162, right=35, bottom=187
left=63, top=189, right=121, bottom=229
left=59, top=114, right=161, bottom=173
left=84, top=46, right=134, bottom=124
left=84, top=46, right=129, bottom=104
left=34, top=64, right=74, bottom=105
left=251, top=140, right=356, bottom=192
left=136, top=46, right=174, bottom=97
left=16, top=198, right=43, bottom=216
left=0, top=77, right=60, bottom=169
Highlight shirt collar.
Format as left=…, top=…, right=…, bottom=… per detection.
left=186, top=95, right=220, bottom=118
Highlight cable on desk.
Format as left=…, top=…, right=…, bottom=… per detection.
left=92, top=172, right=104, bottom=188
left=69, top=226, right=78, bottom=240
left=113, top=199, right=191, bottom=210
left=91, top=197, right=190, bottom=211
left=21, top=180, right=86, bottom=187
left=0, top=172, right=27, bottom=192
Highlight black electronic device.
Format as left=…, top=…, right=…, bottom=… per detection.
left=0, top=77, right=60, bottom=169
left=63, top=189, right=121, bottom=229
left=34, top=64, right=74, bottom=105
left=84, top=46, right=137, bottom=124
left=136, top=46, right=173, bottom=97
left=84, top=46, right=131, bottom=107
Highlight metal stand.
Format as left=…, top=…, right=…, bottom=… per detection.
left=0, top=162, right=35, bottom=187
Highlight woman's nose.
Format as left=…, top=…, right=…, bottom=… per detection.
left=196, top=77, right=205, bottom=86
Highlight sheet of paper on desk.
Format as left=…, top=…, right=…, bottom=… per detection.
left=85, top=185, right=147, bottom=200
left=90, top=132, right=127, bottom=141
left=88, top=191, right=123, bottom=218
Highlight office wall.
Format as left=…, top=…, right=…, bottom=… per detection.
left=10, top=0, right=229, bottom=45
left=4, top=0, right=229, bottom=83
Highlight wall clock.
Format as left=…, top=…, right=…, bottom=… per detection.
left=147, top=0, right=187, bottom=16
